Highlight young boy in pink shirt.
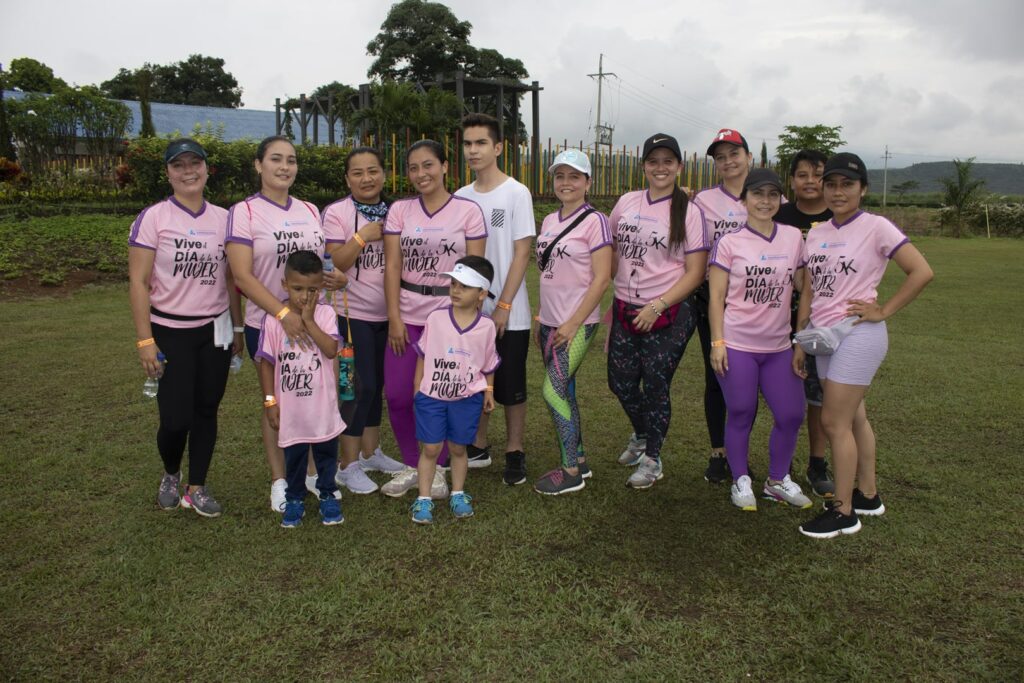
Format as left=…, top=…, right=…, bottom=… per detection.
left=410, top=256, right=500, bottom=524
left=257, top=250, right=345, bottom=528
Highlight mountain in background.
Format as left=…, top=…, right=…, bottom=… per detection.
left=867, top=162, right=1024, bottom=195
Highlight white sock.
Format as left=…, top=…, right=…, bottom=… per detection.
left=417, top=495, right=431, bottom=502
left=451, top=490, right=464, bottom=496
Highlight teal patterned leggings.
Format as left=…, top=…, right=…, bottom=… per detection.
left=538, top=323, right=598, bottom=468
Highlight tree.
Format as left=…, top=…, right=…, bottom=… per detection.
left=350, top=81, right=460, bottom=143
left=465, top=48, right=528, bottom=81
left=100, top=55, right=242, bottom=107
left=137, top=69, right=156, bottom=137
left=775, top=124, right=845, bottom=175
left=939, top=158, right=986, bottom=238
left=367, top=0, right=475, bottom=83
left=760, top=140, right=768, bottom=168
left=311, top=81, right=359, bottom=135
left=0, top=78, right=16, bottom=160
left=892, top=179, right=919, bottom=205
left=4, top=57, right=68, bottom=93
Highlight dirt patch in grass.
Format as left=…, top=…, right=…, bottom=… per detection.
left=0, top=269, right=123, bottom=299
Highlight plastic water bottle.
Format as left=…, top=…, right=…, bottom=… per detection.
left=229, top=354, right=244, bottom=374
left=338, top=345, right=355, bottom=402
left=322, top=252, right=335, bottom=274
left=143, top=352, right=166, bottom=398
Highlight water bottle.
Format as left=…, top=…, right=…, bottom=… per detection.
left=143, top=352, right=166, bottom=398
left=322, top=252, right=335, bottom=274
left=338, top=345, right=355, bottom=402
left=229, top=354, right=244, bottom=374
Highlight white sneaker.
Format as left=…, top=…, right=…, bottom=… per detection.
left=381, top=467, right=419, bottom=498
left=305, top=473, right=342, bottom=500
left=335, top=461, right=379, bottom=494
left=431, top=469, right=449, bottom=500
left=763, top=475, right=813, bottom=509
left=359, top=447, right=404, bottom=474
left=617, top=433, right=646, bottom=466
left=626, top=454, right=663, bottom=489
left=731, top=475, right=757, bottom=511
left=270, top=478, right=287, bottom=513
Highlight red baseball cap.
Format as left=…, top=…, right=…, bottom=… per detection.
left=706, top=128, right=749, bottom=156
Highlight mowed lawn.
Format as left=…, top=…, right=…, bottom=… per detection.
left=1, top=237, right=1021, bottom=681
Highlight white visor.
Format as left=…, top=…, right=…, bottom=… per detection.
left=442, top=263, right=490, bottom=290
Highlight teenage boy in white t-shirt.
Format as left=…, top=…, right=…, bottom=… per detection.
left=455, top=113, right=536, bottom=486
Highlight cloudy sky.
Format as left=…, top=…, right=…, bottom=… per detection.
left=3, top=0, right=1022, bottom=168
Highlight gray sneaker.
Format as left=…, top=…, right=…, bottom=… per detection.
left=626, top=455, right=664, bottom=489
left=617, top=433, right=647, bottom=466
left=157, top=472, right=181, bottom=510
left=182, top=486, right=223, bottom=518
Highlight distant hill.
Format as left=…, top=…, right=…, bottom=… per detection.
left=866, top=162, right=1024, bottom=195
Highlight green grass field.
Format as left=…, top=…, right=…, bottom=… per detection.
left=1, top=236, right=1022, bottom=681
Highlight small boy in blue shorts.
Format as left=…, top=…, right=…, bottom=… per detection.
left=410, top=256, right=500, bottom=524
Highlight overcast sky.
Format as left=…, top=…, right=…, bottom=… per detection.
left=3, top=0, right=1022, bottom=168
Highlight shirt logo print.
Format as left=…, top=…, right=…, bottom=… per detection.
left=491, top=209, right=505, bottom=229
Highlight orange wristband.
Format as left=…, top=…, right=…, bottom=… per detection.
left=353, top=233, right=367, bottom=248
left=263, top=397, right=278, bottom=408
left=711, top=339, right=726, bottom=348
left=484, top=387, right=494, bottom=392
left=136, top=337, right=155, bottom=349
left=496, top=301, right=512, bottom=311
left=275, top=307, right=291, bottom=321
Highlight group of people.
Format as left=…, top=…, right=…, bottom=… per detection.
left=128, top=114, right=932, bottom=538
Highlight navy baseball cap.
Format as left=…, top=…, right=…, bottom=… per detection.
left=164, top=138, right=207, bottom=164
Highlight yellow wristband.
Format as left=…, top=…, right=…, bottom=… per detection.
left=484, top=387, right=494, bottom=392
left=496, top=301, right=512, bottom=311
left=353, top=233, right=367, bottom=248
left=711, top=339, right=726, bottom=348
left=136, top=337, right=155, bottom=349
left=275, top=308, right=291, bottom=321
left=263, top=397, right=278, bottom=408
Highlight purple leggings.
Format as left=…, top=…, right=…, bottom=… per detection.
left=715, top=347, right=805, bottom=481
left=384, top=323, right=447, bottom=467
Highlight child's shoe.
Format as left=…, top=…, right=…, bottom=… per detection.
left=410, top=498, right=434, bottom=525
left=319, top=496, right=344, bottom=525
left=281, top=499, right=304, bottom=528
left=449, top=492, right=474, bottom=519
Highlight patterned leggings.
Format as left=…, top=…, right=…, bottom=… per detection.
left=607, top=299, right=696, bottom=460
left=538, top=323, right=598, bottom=468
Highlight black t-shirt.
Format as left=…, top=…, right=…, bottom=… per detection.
left=774, top=203, right=832, bottom=233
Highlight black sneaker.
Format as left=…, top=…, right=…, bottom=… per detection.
left=503, top=451, right=527, bottom=486
left=467, top=444, right=492, bottom=469
left=704, top=455, right=730, bottom=484
left=806, top=457, right=836, bottom=498
left=852, top=488, right=885, bottom=516
left=799, top=506, right=861, bottom=539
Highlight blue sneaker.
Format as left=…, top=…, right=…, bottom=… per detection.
left=319, top=496, right=344, bottom=525
left=449, top=492, right=474, bottom=519
left=281, top=499, right=304, bottom=528
left=410, top=498, right=434, bottom=525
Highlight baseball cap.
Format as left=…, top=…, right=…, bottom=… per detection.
left=164, top=138, right=207, bottom=164
left=642, top=133, right=682, bottom=161
left=823, top=152, right=868, bottom=183
left=743, top=168, right=784, bottom=194
left=706, top=128, right=749, bottom=156
left=442, top=262, right=492, bottom=290
left=548, top=149, right=592, bottom=176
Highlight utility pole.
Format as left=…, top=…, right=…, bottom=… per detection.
left=881, top=145, right=894, bottom=208
left=587, top=54, right=616, bottom=191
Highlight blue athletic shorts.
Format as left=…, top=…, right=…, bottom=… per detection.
left=414, top=391, right=484, bottom=445
left=244, top=325, right=261, bottom=361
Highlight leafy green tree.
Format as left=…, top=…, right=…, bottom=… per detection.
left=892, top=179, right=919, bottom=205
left=350, top=81, right=460, bottom=143
left=466, top=48, right=528, bottom=81
left=775, top=124, right=845, bottom=175
left=0, top=87, right=16, bottom=160
left=760, top=140, right=768, bottom=168
left=939, top=158, right=986, bottom=238
left=137, top=69, right=156, bottom=137
left=367, top=0, right=475, bottom=82
left=5, top=57, right=68, bottom=93
left=100, top=55, right=242, bottom=107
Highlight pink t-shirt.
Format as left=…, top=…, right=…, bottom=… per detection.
left=536, top=204, right=612, bottom=327
left=609, top=190, right=708, bottom=304
left=414, top=306, right=501, bottom=400
left=383, top=195, right=488, bottom=325
left=256, top=303, right=345, bottom=448
left=694, top=184, right=747, bottom=247
left=226, top=194, right=324, bottom=330
left=321, top=196, right=387, bottom=322
left=710, top=223, right=805, bottom=353
left=128, top=197, right=230, bottom=329
left=804, top=211, right=910, bottom=328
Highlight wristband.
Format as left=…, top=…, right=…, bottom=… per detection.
left=275, top=308, right=291, bottom=321
left=496, top=301, right=512, bottom=311
left=353, top=233, right=367, bottom=248
left=136, top=337, right=155, bottom=349
left=263, top=395, right=277, bottom=408
left=232, top=326, right=244, bottom=333
left=711, top=339, right=726, bottom=348
left=484, top=387, right=494, bottom=392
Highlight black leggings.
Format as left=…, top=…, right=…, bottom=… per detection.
left=691, top=284, right=726, bottom=450
left=151, top=322, right=231, bottom=485
left=338, top=316, right=386, bottom=437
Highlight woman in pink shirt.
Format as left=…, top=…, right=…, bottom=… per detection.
left=225, top=136, right=345, bottom=513
left=708, top=168, right=812, bottom=512
left=795, top=153, right=933, bottom=539
left=380, top=139, right=487, bottom=499
left=128, top=138, right=244, bottom=518
left=607, top=133, right=708, bottom=490
left=532, top=149, right=613, bottom=496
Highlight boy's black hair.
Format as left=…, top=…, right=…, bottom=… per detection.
left=790, top=149, right=828, bottom=177
left=455, top=255, right=494, bottom=285
left=284, top=250, right=323, bottom=276
left=461, top=113, right=502, bottom=143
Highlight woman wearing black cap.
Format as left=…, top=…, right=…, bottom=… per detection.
left=608, top=133, right=709, bottom=489
left=128, top=138, right=243, bottom=517
left=795, top=153, right=933, bottom=539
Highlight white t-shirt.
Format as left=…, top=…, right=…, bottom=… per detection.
left=455, top=177, right=535, bottom=331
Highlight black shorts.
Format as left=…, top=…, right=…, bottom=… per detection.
left=492, top=329, right=529, bottom=406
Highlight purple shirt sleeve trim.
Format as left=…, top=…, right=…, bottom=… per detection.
left=128, top=241, right=156, bottom=251
left=413, top=342, right=424, bottom=357
left=684, top=245, right=711, bottom=254
left=466, top=233, right=487, bottom=240
left=325, top=238, right=345, bottom=244
left=710, top=261, right=730, bottom=273
left=226, top=236, right=254, bottom=247
left=255, top=350, right=275, bottom=364
left=887, top=238, right=910, bottom=259
left=589, top=240, right=613, bottom=253
left=482, top=357, right=502, bottom=375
